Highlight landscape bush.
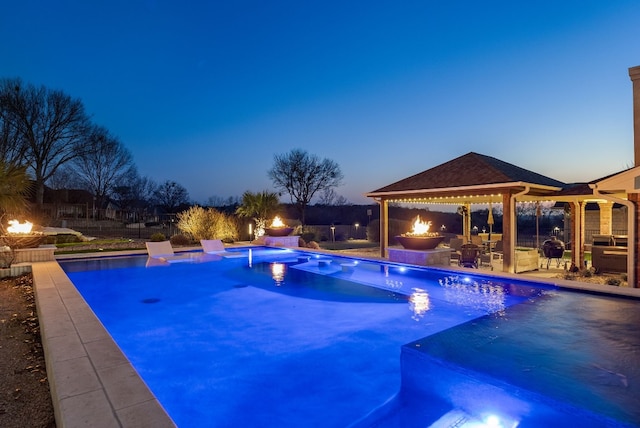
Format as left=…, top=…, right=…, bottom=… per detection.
left=305, top=240, right=320, bottom=250
left=150, top=232, right=166, bottom=242
left=177, top=206, right=239, bottom=241
left=300, top=232, right=316, bottom=243
left=170, top=234, right=192, bottom=246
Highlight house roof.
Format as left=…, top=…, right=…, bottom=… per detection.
left=366, top=152, right=566, bottom=203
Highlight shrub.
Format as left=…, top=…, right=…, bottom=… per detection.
left=605, top=278, right=621, bottom=286
left=300, top=232, right=316, bottom=242
left=177, top=206, right=239, bottom=241
left=150, top=232, right=166, bottom=242
left=170, top=234, right=191, bottom=246
left=306, top=240, right=320, bottom=250
left=43, top=236, right=57, bottom=245
left=44, top=234, right=82, bottom=244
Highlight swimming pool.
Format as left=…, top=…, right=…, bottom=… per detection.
left=59, top=247, right=640, bottom=427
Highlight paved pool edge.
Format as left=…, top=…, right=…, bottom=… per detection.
left=32, top=261, right=176, bottom=428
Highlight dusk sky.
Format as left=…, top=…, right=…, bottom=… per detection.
left=2, top=1, right=639, bottom=205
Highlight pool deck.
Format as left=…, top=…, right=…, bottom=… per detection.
left=29, top=246, right=640, bottom=427
left=32, top=256, right=176, bottom=427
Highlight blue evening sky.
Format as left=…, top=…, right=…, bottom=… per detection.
left=2, top=1, right=639, bottom=204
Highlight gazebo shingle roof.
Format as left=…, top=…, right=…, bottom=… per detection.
left=369, top=152, right=566, bottom=194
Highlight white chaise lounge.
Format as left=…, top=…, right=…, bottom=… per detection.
left=200, top=239, right=246, bottom=258
left=200, top=239, right=225, bottom=253
left=145, top=241, right=196, bottom=263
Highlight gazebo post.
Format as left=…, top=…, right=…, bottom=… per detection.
left=568, top=201, right=585, bottom=270
left=502, top=192, right=514, bottom=273
left=379, top=199, right=389, bottom=258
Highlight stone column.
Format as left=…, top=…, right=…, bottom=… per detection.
left=629, top=193, right=640, bottom=288
left=630, top=66, right=640, bottom=167
left=598, top=201, right=613, bottom=235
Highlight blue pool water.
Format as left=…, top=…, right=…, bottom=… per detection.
left=59, top=247, right=640, bottom=427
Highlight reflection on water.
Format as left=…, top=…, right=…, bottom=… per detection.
left=438, top=275, right=506, bottom=315
left=409, top=287, right=431, bottom=320
left=271, top=262, right=285, bottom=286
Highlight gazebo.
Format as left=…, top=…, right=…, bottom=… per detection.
left=366, top=65, right=640, bottom=288
left=365, top=151, right=566, bottom=275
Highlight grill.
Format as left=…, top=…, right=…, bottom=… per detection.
left=542, top=238, right=565, bottom=269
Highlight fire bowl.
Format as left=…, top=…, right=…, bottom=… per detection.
left=265, top=227, right=294, bottom=237
left=1, top=234, right=46, bottom=249
left=395, top=235, right=445, bottom=250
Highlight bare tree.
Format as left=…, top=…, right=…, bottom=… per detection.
left=154, top=180, right=190, bottom=214
left=317, top=188, right=350, bottom=206
left=112, top=174, right=157, bottom=222
left=0, top=94, right=28, bottom=165
left=268, top=149, right=343, bottom=226
left=0, top=78, right=91, bottom=206
left=72, top=126, right=135, bottom=217
left=47, top=167, right=81, bottom=190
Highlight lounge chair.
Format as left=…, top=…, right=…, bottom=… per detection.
left=201, top=239, right=225, bottom=253
left=145, top=241, right=196, bottom=263
left=459, top=243, right=480, bottom=268
left=200, top=239, right=247, bottom=258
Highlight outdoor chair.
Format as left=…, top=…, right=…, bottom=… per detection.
left=145, top=241, right=196, bottom=263
left=200, top=239, right=247, bottom=258
left=470, top=235, right=483, bottom=247
left=201, top=239, right=225, bottom=253
left=449, top=238, right=464, bottom=264
left=492, top=240, right=504, bottom=261
left=459, top=243, right=480, bottom=268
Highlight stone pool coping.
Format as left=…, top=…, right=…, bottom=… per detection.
left=32, top=258, right=176, bottom=428
left=32, top=246, right=640, bottom=427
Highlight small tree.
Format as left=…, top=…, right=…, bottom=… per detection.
left=235, top=190, right=280, bottom=237
left=0, top=161, right=31, bottom=267
left=268, top=149, right=343, bottom=226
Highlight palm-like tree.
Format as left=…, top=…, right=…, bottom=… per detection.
left=235, top=190, right=280, bottom=238
left=0, top=161, right=31, bottom=267
left=0, top=160, right=31, bottom=230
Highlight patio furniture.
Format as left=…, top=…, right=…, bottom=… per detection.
left=145, top=241, right=195, bottom=263
left=449, top=238, right=464, bottom=264
left=492, top=240, right=504, bottom=261
left=591, top=234, right=628, bottom=273
left=459, top=243, right=480, bottom=268
left=201, top=239, right=225, bottom=253
left=514, top=249, right=539, bottom=273
left=200, top=239, right=247, bottom=258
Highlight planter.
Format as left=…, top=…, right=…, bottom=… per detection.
left=265, top=227, right=294, bottom=237
left=395, top=235, right=445, bottom=250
